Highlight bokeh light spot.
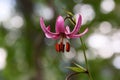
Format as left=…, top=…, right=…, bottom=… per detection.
left=34, top=4, right=54, bottom=20
left=0, top=0, right=16, bottom=22
left=100, top=0, right=115, bottom=14
left=87, top=33, right=114, bottom=59
left=111, top=30, right=120, bottom=53
left=5, top=30, right=21, bottom=46
left=0, top=48, right=7, bottom=70
left=87, top=34, right=109, bottom=49
left=99, top=21, right=112, bottom=34
left=3, top=15, right=24, bottom=30
left=113, top=56, right=120, bottom=69
left=74, top=4, right=95, bottom=25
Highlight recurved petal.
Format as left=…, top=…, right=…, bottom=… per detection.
left=69, top=28, right=88, bottom=38
left=46, top=26, right=51, bottom=31
left=67, top=15, right=82, bottom=36
left=45, top=26, right=60, bottom=39
left=55, top=16, right=65, bottom=33
left=65, top=26, right=70, bottom=34
left=45, top=33, right=60, bottom=39
left=40, top=18, right=59, bottom=39
left=45, top=26, right=52, bottom=38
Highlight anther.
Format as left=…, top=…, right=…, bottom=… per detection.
left=60, top=42, right=65, bottom=52
left=66, top=42, right=70, bottom=52
left=55, top=41, right=70, bottom=53
left=55, top=43, right=61, bottom=52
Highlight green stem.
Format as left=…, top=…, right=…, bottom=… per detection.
left=80, top=38, right=93, bottom=80
left=66, top=71, right=87, bottom=80
left=64, top=14, right=93, bottom=80
left=80, top=38, right=88, bottom=68
left=64, top=15, right=76, bottom=25
left=65, top=72, right=79, bottom=80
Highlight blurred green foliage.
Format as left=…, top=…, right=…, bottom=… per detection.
left=0, top=0, right=120, bottom=80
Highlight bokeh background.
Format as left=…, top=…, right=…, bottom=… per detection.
left=0, top=0, right=120, bottom=80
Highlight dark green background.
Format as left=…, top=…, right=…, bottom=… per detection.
left=0, top=0, right=120, bottom=80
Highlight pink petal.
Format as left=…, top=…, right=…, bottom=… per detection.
left=67, top=15, right=82, bottom=36
left=69, top=28, right=88, bottom=38
left=45, top=26, right=60, bottom=39
left=45, top=33, right=60, bottom=39
left=55, top=16, right=65, bottom=33
left=46, top=26, right=51, bottom=31
left=40, top=18, right=59, bottom=39
left=65, top=26, right=71, bottom=39
left=65, top=26, right=70, bottom=34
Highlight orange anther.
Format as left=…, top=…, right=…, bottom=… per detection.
left=66, top=42, right=70, bottom=52
left=55, top=43, right=61, bottom=52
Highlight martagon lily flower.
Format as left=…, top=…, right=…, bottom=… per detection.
left=40, top=15, right=88, bottom=53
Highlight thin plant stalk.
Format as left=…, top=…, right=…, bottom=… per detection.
left=65, top=72, right=79, bottom=80
left=65, top=15, right=93, bottom=80
left=80, top=38, right=93, bottom=80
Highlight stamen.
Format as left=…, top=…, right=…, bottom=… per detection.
left=55, top=38, right=70, bottom=53
left=60, top=42, right=65, bottom=52
left=66, top=42, right=70, bottom=52
left=55, top=43, right=61, bottom=52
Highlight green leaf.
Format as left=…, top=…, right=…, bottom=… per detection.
left=66, top=63, right=87, bottom=72
left=66, top=67, right=86, bottom=72
left=63, top=8, right=76, bottom=25
left=63, top=8, right=74, bottom=16
left=73, top=63, right=86, bottom=71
